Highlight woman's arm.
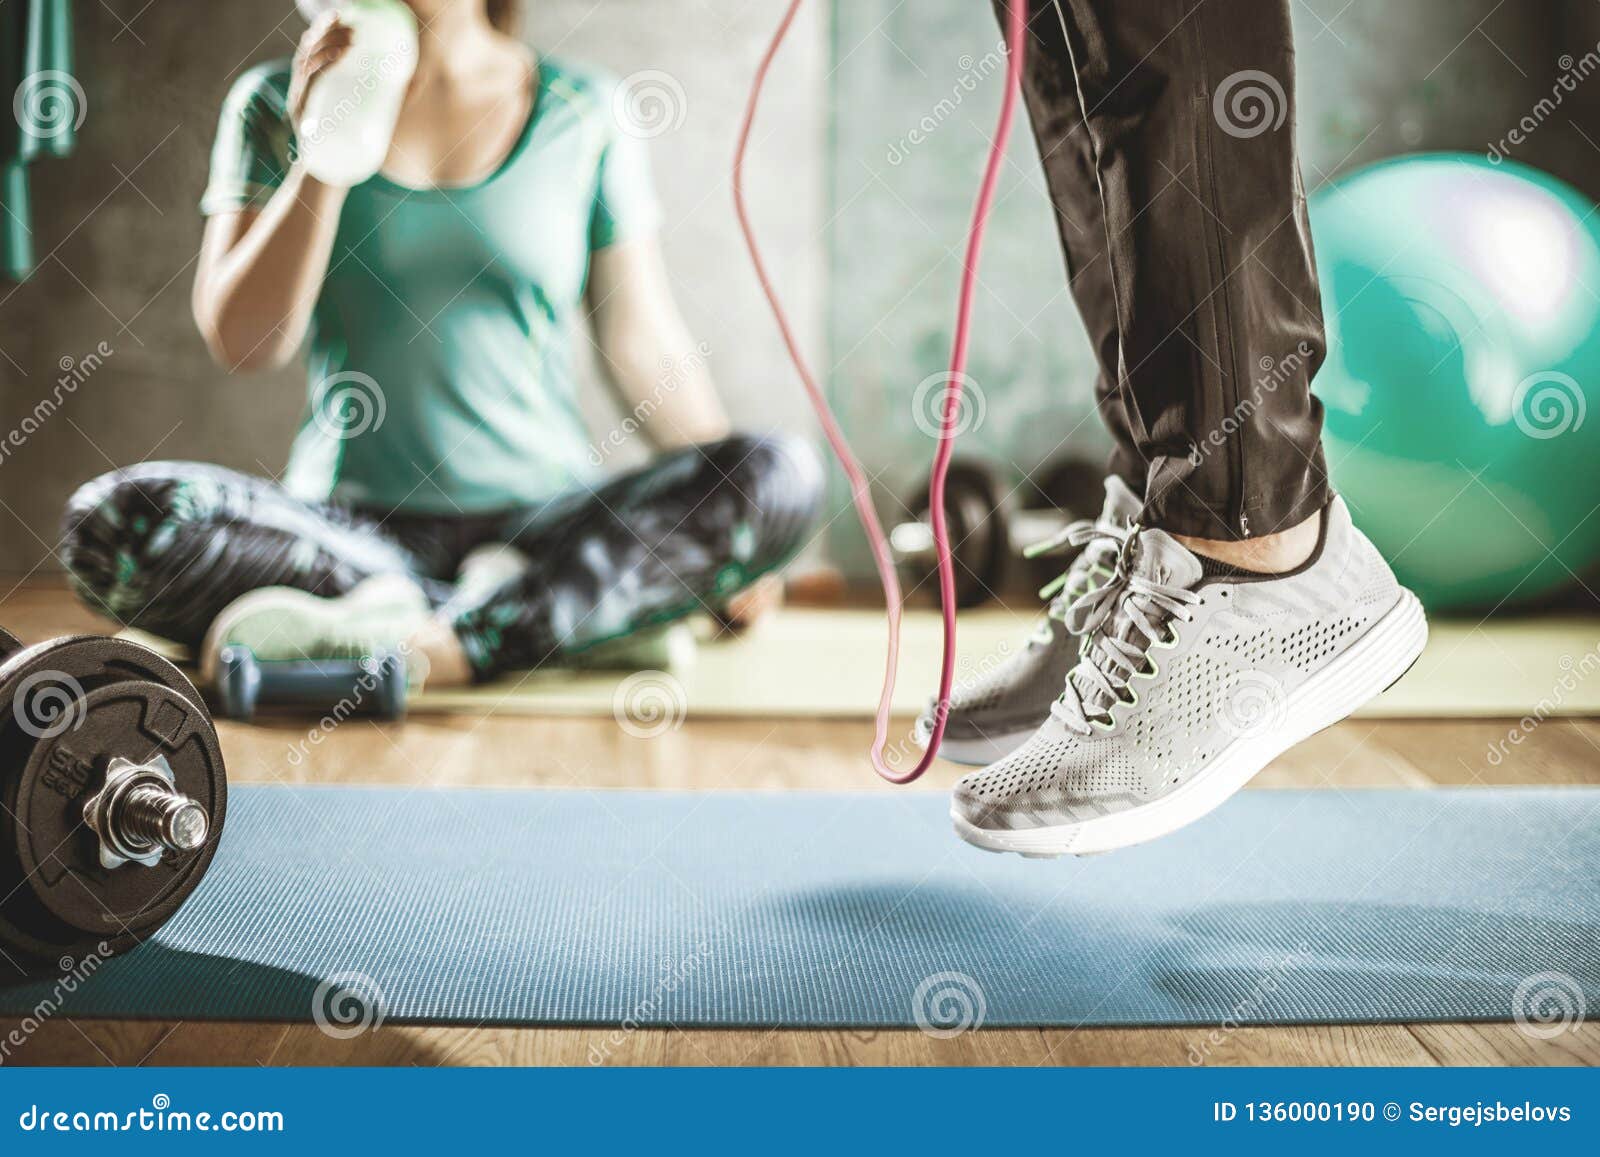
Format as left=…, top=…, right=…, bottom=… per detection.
left=585, top=236, right=731, bottom=448
left=192, top=173, right=347, bottom=371
left=191, top=13, right=352, bottom=372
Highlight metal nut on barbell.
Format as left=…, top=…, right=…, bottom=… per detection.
left=82, top=756, right=211, bottom=870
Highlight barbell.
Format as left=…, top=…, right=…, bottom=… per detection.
left=0, top=625, right=226, bottom=977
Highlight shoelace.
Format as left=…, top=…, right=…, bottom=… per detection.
left=1048, top=527, right=1202, bottom=736
left=1021, top=519, right=1120, bottom=647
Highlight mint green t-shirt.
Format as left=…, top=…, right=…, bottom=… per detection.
left=201, top=57, right=660, bottom=512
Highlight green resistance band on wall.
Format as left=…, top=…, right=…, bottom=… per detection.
left=2, top=0, right=78, bottom=281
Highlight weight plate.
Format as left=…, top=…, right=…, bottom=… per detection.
left=15, top=682, right=225, bottom=934
left=0, top=636, right=226, bottom=963
left=906, top=463, right=1006, bottom=609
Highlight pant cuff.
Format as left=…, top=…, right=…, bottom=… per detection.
left=1147, top=478, right=1333, bottom=541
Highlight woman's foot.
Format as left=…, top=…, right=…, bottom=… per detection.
left=950, top=498, right=1427, bottom=857
left=200, top=574, right=432, bottom=687
left=406, top=617, right=475, bottom=688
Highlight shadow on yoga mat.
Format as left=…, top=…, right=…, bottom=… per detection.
left=2, top=787, right=1596, bottom=1028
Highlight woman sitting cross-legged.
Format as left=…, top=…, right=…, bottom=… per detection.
left=59, top=0, right=822, bottom=688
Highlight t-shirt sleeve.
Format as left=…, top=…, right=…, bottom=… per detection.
left=589, top=127, right=662, bottom=251
left=200, top=63, right=296, bottom=216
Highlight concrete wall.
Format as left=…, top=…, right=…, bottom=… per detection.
left=0, top=0, right=827, bottom=574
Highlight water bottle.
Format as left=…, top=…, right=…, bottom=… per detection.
left=297, top=0, right=419, bottom=187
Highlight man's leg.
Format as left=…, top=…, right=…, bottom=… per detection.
left=997, top=0, right=1140, bottom=493
left=59, top=461, right=433, bottom=647
left=443, top=434, right=824, bottom=680
left=949, top=3, right=1426, bottom=856
left=1018, top=0, right=1330, bottom=547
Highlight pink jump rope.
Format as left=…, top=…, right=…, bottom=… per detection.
left=733, top=0, right=1028, bottom=783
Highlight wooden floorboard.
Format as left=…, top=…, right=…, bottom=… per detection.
left=12, top=1019, right=1599, bottom=1068
left=1, top=581, right=1595, bottom=1067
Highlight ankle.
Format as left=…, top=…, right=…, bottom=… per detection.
left=1172, top=511, right=1321, bottom=575
left=407, top=617, right=475, bottom=688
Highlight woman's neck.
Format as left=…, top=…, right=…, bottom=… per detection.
left=412, top=4, right=503, bottom=81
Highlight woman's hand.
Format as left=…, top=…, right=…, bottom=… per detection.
left=287, top=11, right=355, bottom=127
left=193, top=14, right=357, bottom=373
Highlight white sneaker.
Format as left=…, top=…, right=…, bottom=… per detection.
left=951, top=497, right=1427, bottom=857
left=915, top=475, right=1142, bottom=765
left=199, top=573, right=431, bottom=687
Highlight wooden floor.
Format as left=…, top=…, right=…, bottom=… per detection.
left=2, top=581, right=1598, bottom=1067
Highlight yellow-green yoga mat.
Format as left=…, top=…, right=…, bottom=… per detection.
left=124, top=610, right=1600, bottom=720
left=419, top=611, right=1600, bottom=718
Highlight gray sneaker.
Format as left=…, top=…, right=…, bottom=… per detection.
left=917, top=475, right=1142, bottom=765
left=951, top=496, right=1427, bottom=856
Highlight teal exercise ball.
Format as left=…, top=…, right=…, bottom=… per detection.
left=1308, top=153, right=1600, bottom=611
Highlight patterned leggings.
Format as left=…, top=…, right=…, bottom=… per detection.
left=58, top=435, right=824, bottom=679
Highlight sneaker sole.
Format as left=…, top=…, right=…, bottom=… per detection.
left=951, top=588, right=1429, bottom=858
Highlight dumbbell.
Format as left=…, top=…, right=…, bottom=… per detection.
left=1017, top=456, right=1111, bottom=593
left=890, top=460, right=1008, bottom=609
left=214, top=646, right=407, bottom=722
left=891, top=455, right=1115, bottom=606
left=0, top=626, right=226, bottom=975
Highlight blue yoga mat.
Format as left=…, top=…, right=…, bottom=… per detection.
left=2, top=786, right=1596, bottom=1028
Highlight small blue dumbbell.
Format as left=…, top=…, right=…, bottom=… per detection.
left=214, top=646, right=407, bottom=722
